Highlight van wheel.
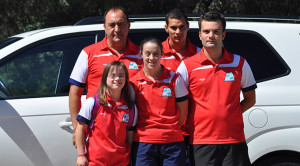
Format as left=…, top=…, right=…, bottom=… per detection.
left=254, top=156, right=300, bottom=166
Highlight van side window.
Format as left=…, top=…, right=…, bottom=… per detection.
left=0, top=36, right=94, bottom=99
left=128, top=29, right=289, bottom=83
left=224, top=30, right=290, bottom=83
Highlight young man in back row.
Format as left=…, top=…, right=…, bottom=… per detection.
left=162, top=8, right=201, bottom=166
left=162, top=8, right=201, bottom=72
left=177, top=11, right=257, bottom=166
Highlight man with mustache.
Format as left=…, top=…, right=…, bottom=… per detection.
left=177, top=11, right=256, bottom=166
left=69, top=7, right=142, bottom=147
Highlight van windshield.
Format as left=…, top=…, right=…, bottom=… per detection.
left=0, top=37, right=22, bottom=50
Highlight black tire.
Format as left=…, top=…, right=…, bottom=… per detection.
left=254, top=156, right=300, bottom=166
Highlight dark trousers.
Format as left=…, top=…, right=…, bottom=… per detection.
left=191, top=142, right=251, bottom=166
left=132, top=141, right=186, bottom=166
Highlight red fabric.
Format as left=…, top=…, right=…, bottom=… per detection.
left=87, top=94, right=131, bottom=166
left=85, top=37, right=142, bottom=98
left=161, top=38, right=199, bottom=135
left=183, top=48, right=246, bottom=144
left=130, top=66, right=184, bottom=143
left=161, top=37, right=198, bottom=72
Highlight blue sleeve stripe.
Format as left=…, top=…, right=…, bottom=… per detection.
left=69, top=78, right=86, bottom=88
left=176, top=95, right=188, bottom=102
left=76, top=115, right=90, bottom=125
left=242, top=84, right=257, bottom=92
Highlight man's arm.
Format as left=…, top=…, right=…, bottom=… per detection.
left=127, top=131, right=134, bottom=145
left=69, top=84, right=84, bottom=146
left=176, top=99, right=188, bottom=127
left=241, top=89, right=256, bottom=113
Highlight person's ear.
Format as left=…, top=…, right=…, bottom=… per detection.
left=128, top=22, right=131, bottom=30
left=199, top=31, right=202, bottom=40
left=164, top=24, right=169, bottom=33
left=222, top=31, right=226, bottom=40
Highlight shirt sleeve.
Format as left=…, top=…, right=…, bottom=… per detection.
left=128, top=82, right=138, bottom=131
left=128, top=104, right=139, bottom=131
left=174, top=74, right=188, bottom=102
left=176, top=61, right=189, bottom=89
left=241, top=60, right=257, bottom=92
left=69, top=50, right=88, bottom=87
left=76, top=97, right=95, bottom=125
left=129, top=83, right=136, bottom=103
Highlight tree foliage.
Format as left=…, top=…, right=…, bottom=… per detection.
left=0, top=0, right=299, bottom=42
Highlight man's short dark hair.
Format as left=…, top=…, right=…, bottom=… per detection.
left=198, top=11, right=226, bottom=32
left=165, top=8, right=188, bottom=25
left=104, top=6, right=129, bottom=24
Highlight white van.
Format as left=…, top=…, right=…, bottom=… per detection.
left=0, top=16, right=300, bottom=165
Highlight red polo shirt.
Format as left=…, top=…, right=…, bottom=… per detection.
left=162, top=38, right=200, bottom=135
left=77, top=94, right=137, bottom=166
left=130, top=66, right=188, bottom=143
left=162, top=37, right=200, bottom=72
left=69, top=37, right=142, bottom=98
left=176, top=48, right=257, bottom=144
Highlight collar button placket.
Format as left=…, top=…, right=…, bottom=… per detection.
left=214, top=64, right=219, bottom=73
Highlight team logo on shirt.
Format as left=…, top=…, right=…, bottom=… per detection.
left=122, top=113, right=130, bottom=123
left=162, top=87, right=172, bottom=97
left=224, top=72, right=235, bottom=82
left=128, top=62, right=139, bottom=70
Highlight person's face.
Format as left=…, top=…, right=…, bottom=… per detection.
left=165, top=17, right=189, bottom=44
left=199, top=20, right=225, bottom=49
left=141, top=42, right=162, bottom=71
left=106, top=65, right=126, bottom=93
left=104, top=9, right=130, bottom=44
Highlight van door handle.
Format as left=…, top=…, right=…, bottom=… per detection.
left=59, top=121, right=72, bottom=128
left=59, top=117, right=73, bottom=133
left=59, top=117, right=73, bottom=128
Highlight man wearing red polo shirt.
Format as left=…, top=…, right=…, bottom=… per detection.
left=177, top=11, right=256, bottom=166
left=163, top=9, right=201, bottom=165
left=162, top=8, right=201, bottom=72
left=69, top=7, right=142, bottom=146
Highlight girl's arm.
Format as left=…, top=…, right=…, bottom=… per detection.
left=75, top=121, right=88, bottom=166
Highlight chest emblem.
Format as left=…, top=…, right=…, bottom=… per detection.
left=117, top=105, right=128, bottom=109
left=122, top=113, right=130, bottom=123
left=162, top=87, right=172, bottom=97
left=128, top=62, right=139, bottom=70
left=100, top=113, right=106, bottom=116
left=224, top=72, right=235, bottom=82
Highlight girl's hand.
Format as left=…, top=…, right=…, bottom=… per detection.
left=76, top=156, right=88, bottom=166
